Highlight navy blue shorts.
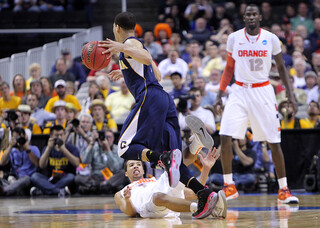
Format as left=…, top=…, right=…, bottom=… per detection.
left=118, top=86, right=182, bottom=160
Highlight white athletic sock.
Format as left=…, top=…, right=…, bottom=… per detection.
left=278, top=177, right=288, bottom=189
left=190, top=202, right=197, bottom=213
left=223, top=174, right=233, bottom=185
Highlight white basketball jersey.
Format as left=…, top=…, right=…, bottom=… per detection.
left=227, top=28, right=281, bottom=83
left=120, top=173, right=184, bottom=218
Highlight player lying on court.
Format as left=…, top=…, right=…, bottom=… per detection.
left=99, top=12, right=220, bottom=218
left=114, top=145, right=227, bottom=219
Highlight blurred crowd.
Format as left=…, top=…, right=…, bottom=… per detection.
left=0, top=0, right=319, bottom=197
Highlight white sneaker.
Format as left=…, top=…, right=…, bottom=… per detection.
left=211, top=190, right=227, bottom=219
left=185, top=115, right=214, bottom=155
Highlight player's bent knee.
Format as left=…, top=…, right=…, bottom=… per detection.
left=152, top=192, right=167, bottom=206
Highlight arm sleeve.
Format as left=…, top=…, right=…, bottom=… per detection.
left=219, top=52, right=235, bottom=92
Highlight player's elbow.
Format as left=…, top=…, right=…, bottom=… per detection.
left=144, top=56, right=153, bottom=66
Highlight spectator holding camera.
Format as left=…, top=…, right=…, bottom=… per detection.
left=0, top=127, right=40, bottom=196
left=43, top=100, right=68, bottom=134
left=74, top=129, right=123, bottom=194
left=90, top=99, right=117, bottom=133
left=30, top=125, right=80, bottom=196
left=65, top=113, right=92, bottom=156
left=0, top=82, right=21, bottom=115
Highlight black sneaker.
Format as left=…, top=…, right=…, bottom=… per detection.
left=159, top=149, right=182, bottom=188
left=192, top=188, right=218, bottom=219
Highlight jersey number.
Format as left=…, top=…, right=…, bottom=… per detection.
left=249, top=58, right=263, bottom=71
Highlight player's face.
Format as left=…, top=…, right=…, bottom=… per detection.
left=126, top=160, right=144, bottom=182
left=243, top=6, right=261, bottom=31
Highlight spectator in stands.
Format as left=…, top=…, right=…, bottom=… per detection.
left=168, top=72, right=189, bottom=99
left=185, top=17, right=210, bottom=45
left=26, top=93, right=55, bottom=127
left=271, top=24, right=287, bottom=45
left=166, top=3, right=189, bottom=32
left=312, top=52, right=320, bottom=74
left=158, top=48, right=189, bottom=80
left=202, top=44, right=227, bottom=76
left=0, top=127, right=40, bottom=196
left=23, top=79, right=50, bottom=109
left=81, top=81, right=99, bottom=114
left=51, top=49, right=86, bottom=88
left=291, top=58, right=307, bottom=88
left=105, top=78, right=134, bottom=124
left=75, top=129, right=123, bottom=194
left=210, top=18, right=233, bottom=44
left=134, top=24, right=143, bottom=38
left=38, top=0, right=65, bottom=12
left=26, top=63, right=42, bottom=91
left=65, top=81, right=76, bottom=95
left=289, top=34, right=312, bottom=60
left=260, top=2, right=279, bottom=29
left=303, top=71, right=317, bottom=96
left=233, top=2, right=246, bottom=30
left=201, top=41, right=218, bottom=68
left=277, top=76, right=307, bottom=106
left=87, top=55, right=120, bottom=82
left=290, top=2, right=314, bottom=35
left=278, top=100, right=300, bottom=129
left=66, top=113, right=92, bottom=156
left=0, top=82, right=21, bottom=114
left=313, top=0, right=320, bottom=18
left=43, top=100, right=68, bottom=134
left=181, top=40, right=203, bottom=64
left=49, top=58, right=75, bottom=87
left=17, top=104, right=42, bottom=135
left=205, top=68, right=231, bottom=101
left=170, top=32, right=185, bottom=56
left=307, top=72, right=320, bottom=104
left=66, top=102, right=79, bottom=122
left=209, top=137, right=256, bottom=191
left=143, top=30, right=163, bottom=60
left=30, top=125, right=80, bottom=196
left=178, top=87, right=215, bottom=135
left=90, top=99, right=117, bottom=133
left=252, top=141, right=275, bottom=180
left=300, top=101, right=320, bottom=128
left=13, top=0, right=40, bottom=12
left=282, top=17, right=295, bottom=47
left=45, top=80, right=81, bottom=113
left=96, top=75, right=115, bottom=99
left=40, top=77, right=54, bottom=98
left=194, top=77, right=216, bottom=107
left=10, top=74, right=27, bottom=99
left=153, top=23, right=172, bottom=45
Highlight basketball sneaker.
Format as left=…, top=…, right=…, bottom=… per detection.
left=159, top=149, right=182, bottom=188
left=223, top=183, right=239, bottom=200
left=211, top=190, right=227, bottom=219
left=192, top=189, right=218, bottom=219
left=278, top=187, right=299, bottom=204
left=185, top=115, right=214, bottom=155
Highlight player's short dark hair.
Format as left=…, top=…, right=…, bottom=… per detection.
left=50, top=125, right=64, bottom=135
left=123, top=159, right=142, bottom=172
left=114, top=12, right=136, bottom=31
left=245, top=4, right=260, bottom=14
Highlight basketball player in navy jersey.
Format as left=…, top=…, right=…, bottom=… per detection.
left=99, top=12, right=217, bottom=218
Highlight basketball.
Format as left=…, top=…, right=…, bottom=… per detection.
left=81, top=41, right=110, bottom=71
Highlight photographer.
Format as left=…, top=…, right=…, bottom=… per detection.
left=0, top=127, right=40, bottom=196
left=43, top=100, right=68, bottom=134
left=30, top=125, right=80, bottom=196
left=90, top=99, right=117, bottom=133
left=178, top=88, right=215, bottom=135
left=74, top=129, right=123, bottom=194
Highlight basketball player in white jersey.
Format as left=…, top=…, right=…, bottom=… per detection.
left=214, top=4, right=299, bottom=204
left=114, top=147, right=227, bottom=219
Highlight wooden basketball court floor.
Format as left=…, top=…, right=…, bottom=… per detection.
left=0, top=193, right=320, bottom=227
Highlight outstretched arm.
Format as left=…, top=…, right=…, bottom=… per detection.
left=99, top=39, right=153, bottom=66
left=114, top=187, right=137, bottom=217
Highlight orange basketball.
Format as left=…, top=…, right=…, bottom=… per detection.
left=81, top=41, right=110, bottom=71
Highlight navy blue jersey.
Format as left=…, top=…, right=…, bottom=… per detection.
left=119, top=37, right=162, bottom=99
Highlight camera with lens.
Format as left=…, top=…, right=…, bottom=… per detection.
left=70, top=118, right=80, bottom=128
left=15, top=136, right=26, bottom=147
left=177, top=94, right=195, bottom=114
left=53, top=138, right=63, bottom=147
left=98, top=131, right=105, bottom=141
left=6, top=109, right=19, bottom=122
